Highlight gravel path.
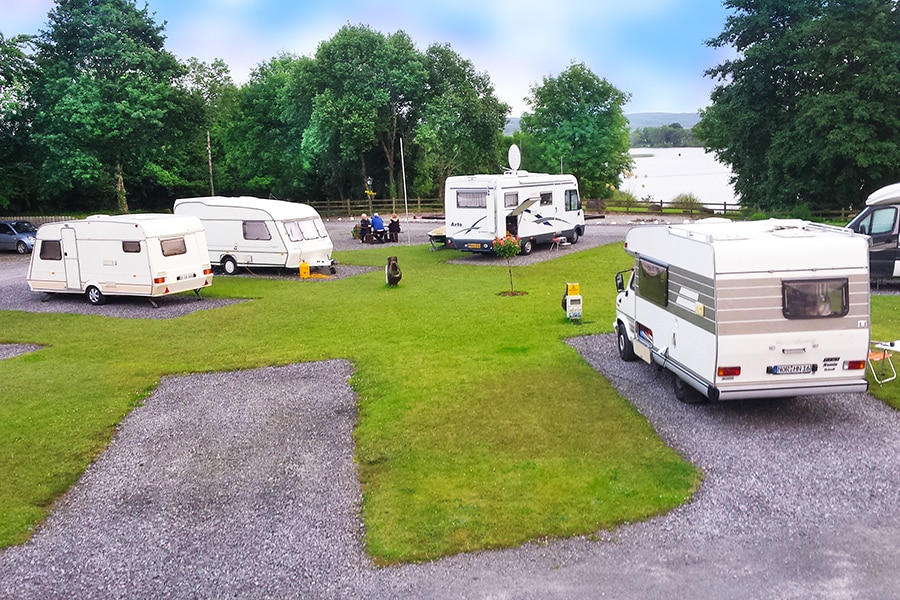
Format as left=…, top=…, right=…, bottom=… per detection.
left=3, top=218, right=900, bottom=598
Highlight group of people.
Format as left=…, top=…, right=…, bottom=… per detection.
left=359, top=212, right=401, bottom=243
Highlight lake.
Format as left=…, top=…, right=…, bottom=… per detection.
left=623, top=147, right=739, bottom=208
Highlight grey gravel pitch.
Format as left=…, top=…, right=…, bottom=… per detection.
left=4, top=220, right=900, bottom=598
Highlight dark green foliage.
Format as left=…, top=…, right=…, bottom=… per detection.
left=698, top=0, right=900, bottom=211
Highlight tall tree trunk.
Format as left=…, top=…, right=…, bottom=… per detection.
left=115, top=162, right=129, bottom=214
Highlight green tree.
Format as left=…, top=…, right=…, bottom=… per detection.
left=415, top=43, right=510, bottom=199
left=698, top=0, right=900, bottom=211
left=520, top=62, right=632, bottom=198
left=0, top=32, right=36, bottom=210
left=29, top=0, right=186, bottom=213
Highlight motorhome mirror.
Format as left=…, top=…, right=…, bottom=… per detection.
left=615, top=271, right=625, bottom=292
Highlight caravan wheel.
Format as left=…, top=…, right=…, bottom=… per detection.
left=222, top=256, right=238, bottom=275
left=674, top=375, right=705, bottom=404
left=85, top=285, right=107, bottom=306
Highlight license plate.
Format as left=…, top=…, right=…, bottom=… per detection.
left=467, top=243, right=482, bottom=249
left=770, top=363, right=813, bottom=375
left=176, top=273, right=195, bottom=281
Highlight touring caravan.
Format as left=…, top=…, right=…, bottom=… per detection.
left=846, top=182, right=900, bottom=279
left=443, top=147, right=584, bottom=254
left=614, top=219, right=870, bottom=403
left=27, top=214, right=213, bottom=306
left=173, top=196, right=335, bottom=274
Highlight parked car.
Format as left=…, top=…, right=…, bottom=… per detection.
left=0, top=220, right=37, bottom=254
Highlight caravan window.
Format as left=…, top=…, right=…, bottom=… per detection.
left=160, top=237, right=187, bottom=256
left=39, top=240, right=62, bottom=261
left=122, top=241, right=141, bottom=253
left=782, top=279, right=849, bottom=319
left=637, top=258, right=668, bottom=307
left=504, top=192, right=518, bottom=208
left=565, top=189, right=581, bottom=211
left=314, top=218, right=328, bottom=237
left=540, top=192, right=553, bottom=206
left=285, top=219, right=327, bottom=241
left=243, top=220, right=271, bottom=240
left=457, top=191, right=488, bottom=208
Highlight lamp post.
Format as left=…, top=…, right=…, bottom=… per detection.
left=365, top=176, right=374, bottom=214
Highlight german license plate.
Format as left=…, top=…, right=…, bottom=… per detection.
left=770, top=363, right=813, bottom=375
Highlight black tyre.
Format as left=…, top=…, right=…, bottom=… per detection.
left=16, top=241, right=28, bottom=254
left=222, top=256, right=238, bottom=275
left=519, top=238, right=533, bottom=255
left=674, top=375, right=705, bottom=404
left=616, top=322, right=637, bottom=361
left=85, top=285, right=106, bottom=306
left=568, top=229, right=580, bottom=244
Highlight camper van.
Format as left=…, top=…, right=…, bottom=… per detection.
left=443, top=148, right=584, bottom=254
left=173, top=196, right=335, bottom=274
left=27, top=214, right=213, bottom=306
left=846, top=182, right=900, bottom=280
left=614, top=219, right=870, bottom=403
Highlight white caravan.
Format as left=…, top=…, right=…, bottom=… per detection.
left=443, top=149, right=584, bottom=254
left=614, top=219, right=870, bottom=403
left=174, top=196, right=335, bottom=274
left=27, top=214, right=213, bottom=306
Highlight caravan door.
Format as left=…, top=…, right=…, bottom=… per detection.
left=61, top=227, right=81, bottom=290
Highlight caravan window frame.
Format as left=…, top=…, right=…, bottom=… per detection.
left=39, top=239, right=62, bottom=261
left=636, top=258, right=669, bottom=307
left=782, top=278, right=849, bottom=319
left=160, top=237, right=187, bottom=257
left=457, top=190, right=488, bottom=209
left=122, top=241, right=141, bottom=253
left=242, top=220, right=272, bottom=241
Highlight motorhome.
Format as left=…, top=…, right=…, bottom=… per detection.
left=173, top=196, right=335, bottom=274
left=846, top=182, right=900, bottom=279
left=614, top=219, right=870, bottom=403
left=443, top=147, right=584, bottom=254
left=27, top=214, right=213, bottom=306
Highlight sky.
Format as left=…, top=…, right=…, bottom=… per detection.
left=4, top=0, right=735, bottom=117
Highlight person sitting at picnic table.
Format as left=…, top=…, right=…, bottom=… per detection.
left=371, top=212, right=386, bottom=242
left=388, top=213, right=401, bottom=242
left=359, top=213, right=371, bottom=243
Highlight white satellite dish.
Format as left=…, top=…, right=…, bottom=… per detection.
left=508, top=144, right=521, bottom=172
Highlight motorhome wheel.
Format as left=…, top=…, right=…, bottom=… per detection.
left=519, top=239, right=533, bottom=255
left=85, top=285, right=106, bottom=306
left=222, top=256, right=237, bottom=275
left=616, top=322, right=637, bottom=361
left=673, top=375, right=704, bottom=404
left=568, top=230, right=579, bottom=244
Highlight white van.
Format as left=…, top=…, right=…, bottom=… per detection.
left=174, top=196, right=335, bottom=274
left=443, top=147, right=584, bottom=255
left=846, top=182, right=900, bottom=279
left=614, top=219, right=870, bottom=402
left=27, top=214, right=213, bottom=306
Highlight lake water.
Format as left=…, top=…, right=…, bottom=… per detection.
left=623, top=147, right=738, bottom=208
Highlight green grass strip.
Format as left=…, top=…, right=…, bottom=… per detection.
left=0, top=243, right=700, bottom=561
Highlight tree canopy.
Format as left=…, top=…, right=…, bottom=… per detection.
left=697, top=0, right=900, bottom=211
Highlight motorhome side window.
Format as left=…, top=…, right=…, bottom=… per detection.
left=122, top=241, right=141, bottom=253
left=39, top=240, right=62, bottom=261
left=504, top=192, right=518, bottom=208
left=457, top=191, right=487, bottom=208
left=782, top=279, right=849, bottom=319
left=160, top=237, right=187, bottom=257
left=565, top=189, right=581, bottom=211
left=539, top=192, right=552, bottom=206
left=853, top=206, right=896, bottom=236
left=637, top=258, right=668, bottom=307
left=243, top=220, right=272, bottom=240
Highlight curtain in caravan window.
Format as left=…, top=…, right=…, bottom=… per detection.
left=504, top=192, right=518, bottom=208
left=457, top=191, right=488, bottom=208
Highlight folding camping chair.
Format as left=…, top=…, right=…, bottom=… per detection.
left=868, top=341, right=898, bottom=384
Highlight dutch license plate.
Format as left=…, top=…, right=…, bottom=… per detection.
left=771, top=363, right=813, bottom=375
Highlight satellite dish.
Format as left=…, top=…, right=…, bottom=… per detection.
left=508, top=144, right=521, bottom=172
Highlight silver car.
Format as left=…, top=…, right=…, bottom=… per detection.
left=0, top=220, right=38, bottom=254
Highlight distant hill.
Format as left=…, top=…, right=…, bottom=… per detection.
left=504, top=113, right=700, bottom=135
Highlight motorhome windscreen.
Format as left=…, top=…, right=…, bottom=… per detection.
left=160, top=237, right=187, bottom=257
left=637, top=258, right=668, bottom=307
left=782, top=278, right=849, bottom=319
left=457, top=191, right=487, bottom=208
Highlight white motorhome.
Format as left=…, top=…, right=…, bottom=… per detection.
left=846, top=182, right=900, bottom=280
left=614, top=219, right=870, bottom=403
left=173, top=196, right=335, bottom=274
left=27, top=214, right=213, bottom=306
left=443, top=148, right=584, bottom=254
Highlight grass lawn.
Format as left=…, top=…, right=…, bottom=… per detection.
left=0, top=242, right=702, bottom=561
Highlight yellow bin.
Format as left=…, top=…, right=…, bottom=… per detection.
left=299, top=261, right=310, bottom=279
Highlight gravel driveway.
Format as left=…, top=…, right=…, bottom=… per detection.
left=2, top=218, right=900, bottom=599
